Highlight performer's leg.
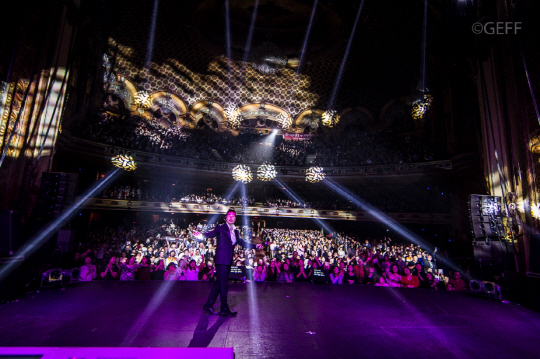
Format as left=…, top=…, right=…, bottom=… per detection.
left=204, top=266, right=222, bottom=308
left=218, top=264, right=232, bottom=311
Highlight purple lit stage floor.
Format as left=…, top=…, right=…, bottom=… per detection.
left=0, top=281, right=539, bottom=359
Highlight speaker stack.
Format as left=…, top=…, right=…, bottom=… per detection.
left=35, top=172, right=78, bottom=219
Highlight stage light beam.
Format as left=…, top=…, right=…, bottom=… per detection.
left=0, top=168, right=121, bottom=282
left=208, top=181, right=240, bottom=225
left=274, top=178, right=334, bottom=234
left=327, top=0, right=365, bottom=111
left=323, top=178, right=463, bottom=276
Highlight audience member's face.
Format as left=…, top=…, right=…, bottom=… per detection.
left=404, top=268, right=411, bottom=275
left=85, top=257, right=92, bottom=265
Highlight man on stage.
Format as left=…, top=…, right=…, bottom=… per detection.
left=194, top=208, right=263, bottom=317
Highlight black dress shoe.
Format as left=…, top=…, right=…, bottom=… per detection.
left=219, top=310, right=237, bottom=317
left=202, top=306, right=219, bottom=315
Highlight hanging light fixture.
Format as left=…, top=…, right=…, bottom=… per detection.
left=321, top=110, right=340, bottom=127
left=111, top=155, right=137, bottom=171
left=306, top=166, right=325, bottom=183
left=232, top=165, right=253, bottom=183
left=411, top=90, right=433, bottom=120
left=225, top=103, right=242, bottom=128
left=257, top=163, right=277, bottom=181
left=134, top=91, right=151, bottom=109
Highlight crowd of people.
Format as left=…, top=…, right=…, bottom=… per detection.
left=76, top=111, right=438, bottom=167
left=72, top=219, right=467, bottom=292
left=100, top=181, right=450, bottom=214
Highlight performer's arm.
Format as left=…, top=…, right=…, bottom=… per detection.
left=237, top=235, right=263, bottom=250
left=194, top=226, right=218, bottom=239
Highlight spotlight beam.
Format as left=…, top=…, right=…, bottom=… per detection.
left=274, top=178, right=334, bottom=234
left=296, top=0, right=318, bottom=75
left=327, top=0, right=365, bottom=110
left=145, top=0, right=159, bottom=67
left=225, top=0, right=232, bottom=61
left=0, top=168, right=121, bottom=282
left=208, top=181, right=240, bottom=225
left=421, top=0, right=428, bottom=92
left=241, top=182, right=251, bottom=237
left=121, top=281, right=175, bottom=346
left=324, top=179, right=463, bottom=276
left=242, top=0, right=259, bottom=65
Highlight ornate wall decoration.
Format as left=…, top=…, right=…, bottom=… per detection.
left=189, top=100, right=227, bottom=131
left=229, top=103, right=292, bottom=131
left=148, top=91, right=187, bottom=125
left=295, top=109, right=324, bottom=134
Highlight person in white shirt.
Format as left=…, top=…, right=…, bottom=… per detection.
left=79, top=257, right=97, bottom=281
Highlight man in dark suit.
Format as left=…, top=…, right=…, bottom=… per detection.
left=194, top=208, right=262, bottom=317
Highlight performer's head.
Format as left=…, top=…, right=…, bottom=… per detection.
left=225, top=208, right=236, bottom=225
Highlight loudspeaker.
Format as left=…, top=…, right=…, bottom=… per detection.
left=473, top=241, right=493, bottom=259
left=530, top=234, right=540, bottom=275
left=0, top=210, right=21, bottom=257
left=56, top=230, right=75, bottom=253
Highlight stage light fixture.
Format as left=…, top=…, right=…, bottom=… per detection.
left=306, top=166, right=325, bottom=183
left=232, top=165, right=253, bottom=183
left=321, top=110, right=339, bottom=127
left=483, top=281, right=498, bottom=294
left=225, top=103, right=241, bottom=128
left=411, top=90, right=433, bottom=120
left=257, top=163, right=277, bottom=181
left=470, top=280, right=483, bottom=292
left=134, top=91, right=151, bottom=109
left=41, top=268, right=63, bottom=287
left=111, top=155, right=137, bottom=171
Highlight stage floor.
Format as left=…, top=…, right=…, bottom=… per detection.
left=0, top=281, right=539, bottom=359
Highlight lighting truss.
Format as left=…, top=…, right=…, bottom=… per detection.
left=111, top=155, right=137, bottom=171
left=257, top=163, right=277, bottom=181
left=232, top=164, right=253, bottom=183
left=306, top=166, right=325, bottom=183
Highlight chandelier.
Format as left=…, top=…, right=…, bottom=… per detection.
left=111, top=155, right=137, bottom=171
left=305, top=167, right=325, bottom=183
left=232, top=165, right=253, bottom=183
left=257, top=163, right=277, bottom=181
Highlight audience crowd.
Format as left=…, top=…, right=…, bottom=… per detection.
left=72, top=219, right=466, bottom=292
left=100, top=181, right=450, bottom=214
left=77, top=112, right=437, bottom=167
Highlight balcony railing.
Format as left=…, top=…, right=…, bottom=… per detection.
left=60, top=132, right=462, bottom=178
left=82, top=198, right=452, bottom=224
